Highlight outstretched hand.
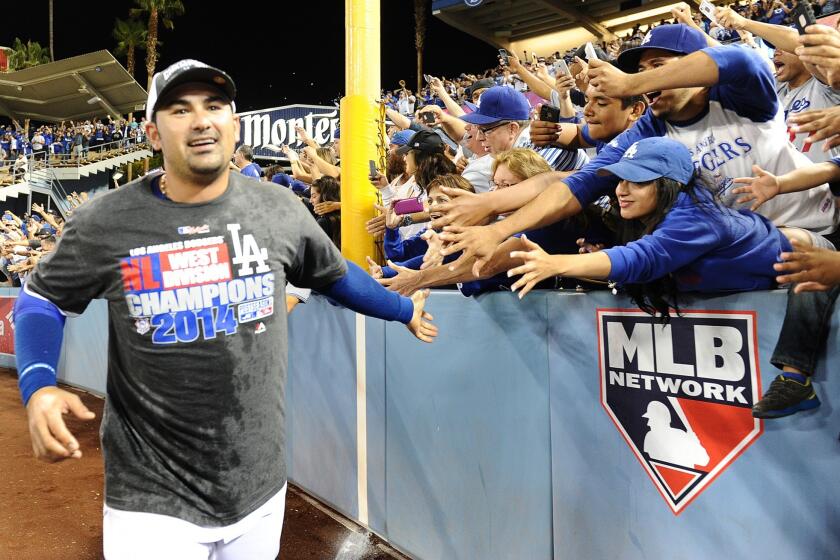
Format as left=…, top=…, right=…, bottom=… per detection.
left=428, top=186, right=494, bottom=230
left=507, top=234, right=562, bottom=299
left=26, top=386, right=96, bottom=463
left=788, top=105, right=840, bottom=150
left=377, top=260, right=423, bottom=295
left=732, top=165, right=781, bottom=211
left=439, top=224, right=504, bottom=278
left=420, top=230, right=445, bottom=270
left=775, top=239, right=840, bottom=292
left=365, top=256, right=383, bottom=279
left=588, top=58, right=633, bottom=98
left=405, top=289, right=438, bottom=343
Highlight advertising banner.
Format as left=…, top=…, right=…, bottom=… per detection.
left=237, top=104, right=339, bottom=160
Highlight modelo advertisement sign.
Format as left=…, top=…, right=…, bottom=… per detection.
left=237, top=104, right=339, bottom=160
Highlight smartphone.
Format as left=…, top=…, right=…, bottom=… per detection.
left=792, top=1, right=817, bottom=34
left=584, top=42, right=598, bottom=62
left=554, top=59, right=571, bottom=76
left=393, top=198, right=424, bottom=215
left=498, top=48, right=509, bottom=65
left=422, top=112, right=436, bottom=125
left=368, top=160, right=377, bottom=177
left=699, top=0, right=717, bottom=22
left=539, top=105, right=561, bottom=123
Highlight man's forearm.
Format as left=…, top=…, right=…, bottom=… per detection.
left=417, top=237, right=525, bottom=288
left=779, top=163, right=840, bottom=193
left=743, top=18, right=799, bottom=53
left=485, top=171, right=572, bottom=217
left=314, top=156, right=341, bottom=178
left=558, top=94, right=576, bottom=119
left=440, top=116, right=467, bottom=143
left=512, top=63, right=555, bottom=101
left=489, top=179, right=584, bottom=241
left=435, top=89, right=465, bottom=117
left=385, top=108, right=412, bottom=130
left=626, top=50, right=720, bottom=95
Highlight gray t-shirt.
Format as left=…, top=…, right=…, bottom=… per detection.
left=777, top=76, right=840, bottom=164
left=27, top=171, right=347, bottom=526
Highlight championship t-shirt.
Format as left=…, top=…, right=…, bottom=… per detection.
left=26, top=171, right=347, bottom=526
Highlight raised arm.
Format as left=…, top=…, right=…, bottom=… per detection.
left=429, top=77, right=465, bottom=117
left=716, top=5, right=800, bottom=53
left=509, top=54, right=556, bottom=101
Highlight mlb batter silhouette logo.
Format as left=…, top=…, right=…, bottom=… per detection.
left=597, top=309, right=764, bottom=514
left=643, top=400, right=709, bottom=468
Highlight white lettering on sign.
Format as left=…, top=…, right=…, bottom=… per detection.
left=240, top=109, right=339, bottom=150
left=607, top=322, right=654, bottom=373
left=607, top=322, right=745, bottom=382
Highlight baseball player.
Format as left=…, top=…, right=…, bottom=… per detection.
left=15, top=59, right=437, bottom=559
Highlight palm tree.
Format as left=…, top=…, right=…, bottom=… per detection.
left=131, top=0, right=185, bottom=90
left=9, top=38, right=51, bottom=70
left=113, top=18, right=147, bottom=78
left=49, top=0, right=54, bottom=61
left=414, top=0, right=427, bottom=93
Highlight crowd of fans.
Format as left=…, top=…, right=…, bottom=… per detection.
left=250, top=2, right=840, bottom=420
left=0, top=198, right=77, bottom=287
left=0, top=116, right=148, bottom=172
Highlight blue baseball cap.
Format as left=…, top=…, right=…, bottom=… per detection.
left=598, top=137, right=694, bottom=184
left=390, top=130, right=414, bottom=146
left=459, top=86, right=531, bottom=125
left=617, top=24, right=708, bottom=73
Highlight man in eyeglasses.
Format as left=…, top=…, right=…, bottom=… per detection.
left=459, top=86, right=587, bottom=179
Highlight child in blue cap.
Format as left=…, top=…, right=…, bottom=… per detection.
left=507, top=137, right=793, bottom=317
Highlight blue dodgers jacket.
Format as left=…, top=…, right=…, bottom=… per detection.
left=383, top=226, right=429, bottom=263
left=603, top=190, right=792, bottom=292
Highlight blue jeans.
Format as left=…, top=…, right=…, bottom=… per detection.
left=770, top=286, right=840, bottom=376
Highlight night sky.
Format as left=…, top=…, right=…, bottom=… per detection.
left=2, top=1, right=498, bottom=113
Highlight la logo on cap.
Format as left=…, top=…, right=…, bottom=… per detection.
left=641, top=32, right=653, bottom=46
left=624, top=142, right=639, bottom=159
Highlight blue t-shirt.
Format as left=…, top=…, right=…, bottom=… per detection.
left=767, top=7, right=787, bottom=25
left=271, top=172, right=309, bottom=195
left=580, top=124, right=608, bottom=153
left=383, top=227, right=428, bottom=263
left=604, top=190, right=791, bottom=292
left=240, top=162, right=262, bottom=178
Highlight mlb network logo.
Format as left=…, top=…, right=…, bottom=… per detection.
left=597, top=309, right=763, bottom=514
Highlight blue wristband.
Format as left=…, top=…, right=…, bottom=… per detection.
left=18, top=364, right=57, bottom=406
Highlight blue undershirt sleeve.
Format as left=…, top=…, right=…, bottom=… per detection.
left=14, top=288, right=66, bottom=406
left=318, top=260, right=414, bottom=324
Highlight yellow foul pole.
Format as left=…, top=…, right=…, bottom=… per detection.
left=341, top=0, right=380, bottom=266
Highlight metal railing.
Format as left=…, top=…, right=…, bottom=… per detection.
left=26, top=135, right=150, bottom=168
left=0, top=136, right=151, bottom=185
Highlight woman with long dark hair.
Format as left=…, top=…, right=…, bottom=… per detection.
left=309, top=176, right=341, bottom=248
left=507, top=137, right=793, bottom=317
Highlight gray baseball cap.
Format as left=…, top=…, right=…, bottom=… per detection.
left=145, top=59, right=237, bottom=122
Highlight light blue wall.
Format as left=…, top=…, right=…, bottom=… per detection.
left=14, top=289, right=840, bottom=559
